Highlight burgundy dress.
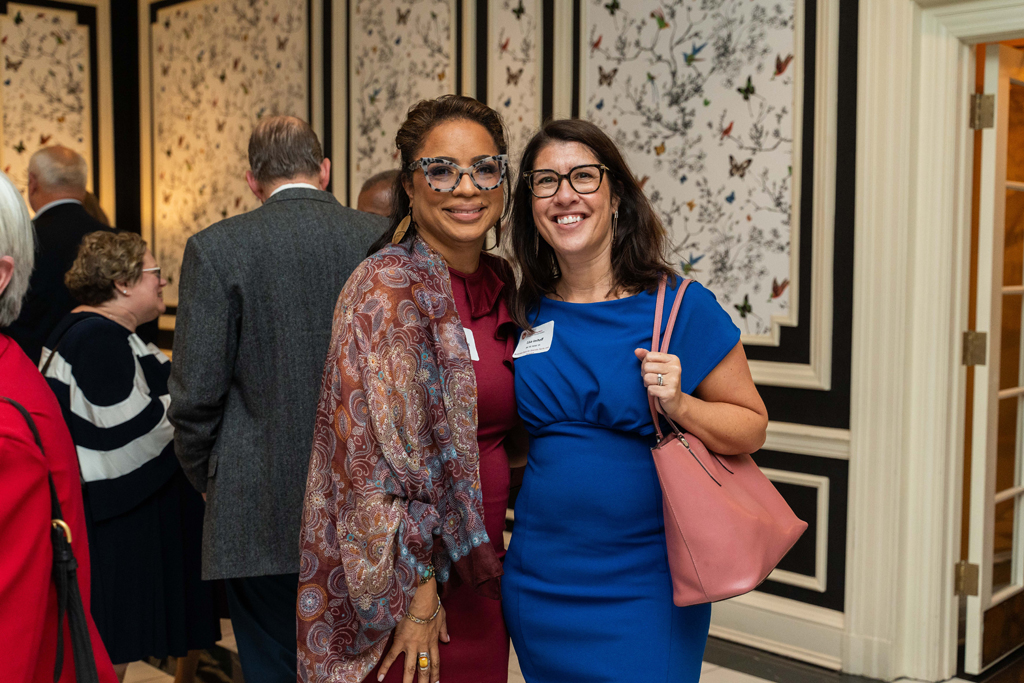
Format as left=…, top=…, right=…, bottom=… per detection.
left=372, top=258, right=516, bottom=683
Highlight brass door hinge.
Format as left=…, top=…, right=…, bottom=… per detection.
left=970, top=94, right=994, bottom=130
left=955, top=561, right=979, bottom=596
left=963, top=331, right=987, bottom=366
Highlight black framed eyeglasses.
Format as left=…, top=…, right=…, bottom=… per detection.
left=523, top=164, right=610, bottom=198
left=408, top=154, right=509, bottom=192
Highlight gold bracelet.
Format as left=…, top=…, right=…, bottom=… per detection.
left=405, top=595, right=442, bottom=625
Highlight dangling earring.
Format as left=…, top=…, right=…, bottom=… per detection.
left=612, top=209, right=619, bottom=243
left=392, top=207, right=412, bottom=245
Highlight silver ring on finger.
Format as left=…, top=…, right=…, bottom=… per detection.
left=417, top=651, right=430, bottom=672
left=657, top=373, right=664, bottom=386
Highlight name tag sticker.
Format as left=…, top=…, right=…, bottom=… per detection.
left=513, top=320, right=555, bottom=359
left=463, top=328, right=480, bottom=361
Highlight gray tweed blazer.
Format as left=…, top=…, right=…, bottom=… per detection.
left=168, top=188, right=386, bottom=580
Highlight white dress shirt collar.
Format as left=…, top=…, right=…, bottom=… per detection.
left=269, top=182, right=320, bottom=198
left=33, top=198, right=82, bottom=220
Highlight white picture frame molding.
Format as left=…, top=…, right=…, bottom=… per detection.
left=847, top=0, right=1024, bottom=680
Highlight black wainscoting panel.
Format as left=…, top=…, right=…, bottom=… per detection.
left=112, top=0, right=141, bottom=233
left=754, top=449, right=848, bottom=612
left=772, top=480, right=818, bottom=577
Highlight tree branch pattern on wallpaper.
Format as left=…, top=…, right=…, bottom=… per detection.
left=1, top=3, right=92, bottom=200
left=349, top=0, right=454, bottom=201
left=152, top=0, right=307, bottom=306
left=585, top=0, right=794, bottom=339
left=488, top=0, right=541, bottom=165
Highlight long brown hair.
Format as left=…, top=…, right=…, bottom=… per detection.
left=367, top=95, right=513, bottom=255
left=508, top=118, right=675, bottom=330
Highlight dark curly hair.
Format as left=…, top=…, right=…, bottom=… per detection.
left=507, top=119, right=675, bottom=330
left=367, top=95, right=513, bottom=255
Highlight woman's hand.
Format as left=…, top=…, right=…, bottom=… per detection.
left=635, top=348, right=689, bottom=420
left=377, top=578, right=449, bottom=683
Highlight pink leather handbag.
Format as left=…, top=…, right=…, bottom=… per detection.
left=649, top=277, right=807, bottom=606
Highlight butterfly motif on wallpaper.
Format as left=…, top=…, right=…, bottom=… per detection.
left=512, top=0, right=526, bottom=20
left=13, top=140, right=25, bottom=154
left=13, top=11, right=23, bottom=25
left=5, top=57, right=23, bottom=72
left=654, top=142, right=666, bottom=156
left=737, top=76, right=755, bottom=101
left=216, top=120, right=226, bottom=132
left=397, top=8, right=410, bottom=25
left=507, top=66, right=523, bottom=85
left=277, top=36, right=288, bottom=50
left=735, top=294, right=753, bottom=318
left=161, top=64, right=171, bottom=76
left=774, top=54, right=794, bottom=79
left=598, top=66, right=617, bottom=86
left=729, top=155, right=752, bottom=179
left=604, top=0, right=620, bottom=16
left=39, top=134, right=51, bottom=145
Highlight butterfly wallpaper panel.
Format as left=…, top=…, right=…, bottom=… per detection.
left=151, top=0, right=308, bottom=306
left=584, top=0, right=795, bottom=340
left=349, top=0, right=455, bottom=201
left=487, top=0, right=541, bottom=168
left=0, top=3, right=92, bottom=201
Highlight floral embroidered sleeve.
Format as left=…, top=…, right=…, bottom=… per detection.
left=297, top=241, right=502, bottom=683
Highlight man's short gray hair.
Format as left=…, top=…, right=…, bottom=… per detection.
left=360, top=169, right=400, bottom=194
left=28, top=146, right=88, bottom=191
left=248, top=116, right=324, bottom=184
left=0, top=170, right=35, bottom=327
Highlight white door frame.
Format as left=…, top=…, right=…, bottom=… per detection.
left=849, top=0, right=1024, bottom=680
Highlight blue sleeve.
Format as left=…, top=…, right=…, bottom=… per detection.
left=663, top=280, right=741, bottom=394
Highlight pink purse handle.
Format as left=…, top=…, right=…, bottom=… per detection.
left=649, top=276, right=693, bottom=440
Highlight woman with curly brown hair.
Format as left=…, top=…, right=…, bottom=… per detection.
left=40, top=231, right=219, bottom=682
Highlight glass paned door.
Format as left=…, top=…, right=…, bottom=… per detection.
left=965, top=44, right=1024, bottom=676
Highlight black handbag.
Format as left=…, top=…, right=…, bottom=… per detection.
left=2, top=397, right=100, bottom=683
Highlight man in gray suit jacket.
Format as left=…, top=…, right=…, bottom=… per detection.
left=168, top=116, right=385, bottom=683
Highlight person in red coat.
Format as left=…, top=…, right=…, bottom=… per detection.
left=0, top=168, right=118, bottom=683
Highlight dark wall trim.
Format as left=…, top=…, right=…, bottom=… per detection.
left=475, top=0, right=487, bottom=100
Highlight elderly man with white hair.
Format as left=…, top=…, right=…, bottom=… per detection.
left=3, top=145, right=113, bottom=363
left=0, top=169, right=119, bottom=683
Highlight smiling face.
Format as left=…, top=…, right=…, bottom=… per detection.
left=123, top=249, right=167, bottom=324
left=403, top=119, right=504, bottom=265
left=530, top=140, right=619, bottom=267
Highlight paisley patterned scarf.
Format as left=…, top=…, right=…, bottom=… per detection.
left=297, top=236, right=504, bottom=683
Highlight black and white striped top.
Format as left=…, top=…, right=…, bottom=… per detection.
left=41, top=312, right=179, bottom=517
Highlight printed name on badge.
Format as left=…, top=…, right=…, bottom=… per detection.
left=463, top=328, right=480, bottom=361
left=513, top=320, right=555, bottom=359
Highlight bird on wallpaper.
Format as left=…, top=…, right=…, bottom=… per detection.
left=650, top=9, right=669, bottom=29
left=162, top=64, right=171, bottom=76
left=504, top=97, right=512, bottom=107
left=51, top=30, right=64, bottom=46
left=725, top=191, right=735, bottom=203
left=721, top=121, right=734, bottom=139
left=233, top=57, right=242, bottom=70
left=770, top=278, right=790, bottom=300
left=679, top=174, right=687, bottom=184
left=507, top=66, right=523, bottom=85
left=737, top=76, right=756, bottom=100
left=681, top=253, right=704, bottom=275
left=56, top=115, right=65, bottom=123
left=512, top=0, right=526, bottom=19
left=13, top=11, right=23, bottom=25
left=595, top=98, right=604, bottom=110
left=729, top=155, right=752, bottom=178
left=604, top=0, right=620, bottom=16
left=685, top=199, right=696, bottom=211
left=397, top=7, right=411, bottom=24
left=369, top=87, right=382, bottom=104
left=598, top=65, right=617, bottom=86
left=654, top=142, right=666, bottom=156
left=219, top=71, right=226, bottom=82
left=241, top=83, right=249, bottom=94
left=163, top=192, right=172, bottom=204
left=774, top=53, right=794, bottom=78
left=499, top=37, right=510, bottom=53
left=438, top=70, right=446, bottom=81
left=3, top=79, right=9, bottom=86
left=591, top=35, right=602, bottom=55
left=684, top=42, right=706, bottom=66
left=39, top=134, right=51, bottom=145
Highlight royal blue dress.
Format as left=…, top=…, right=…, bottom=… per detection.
left=502, top=278, right=741, bottom=683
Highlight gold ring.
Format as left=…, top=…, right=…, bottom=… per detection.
left=418, top=652, right=429, bottom=671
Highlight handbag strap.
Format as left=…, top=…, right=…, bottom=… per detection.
left=648, top=276, right=693, bottom=440
left=1, top=397, right=100, bottom=683
left=39, top=316, right=91, bottom=377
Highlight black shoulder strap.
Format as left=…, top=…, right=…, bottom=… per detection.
left=0, top=397, right=100, bottom=683
left=39, top=316, right=92, bottom=377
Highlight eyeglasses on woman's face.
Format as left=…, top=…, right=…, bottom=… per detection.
left=408, top=154, right=508, bottom=192
left=523, top=164, right=610, bottom=198
left=141, top=266, right=161, bottom=279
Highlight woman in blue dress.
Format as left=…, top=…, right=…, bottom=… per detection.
left=502, top=119, right=769, bottom=682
